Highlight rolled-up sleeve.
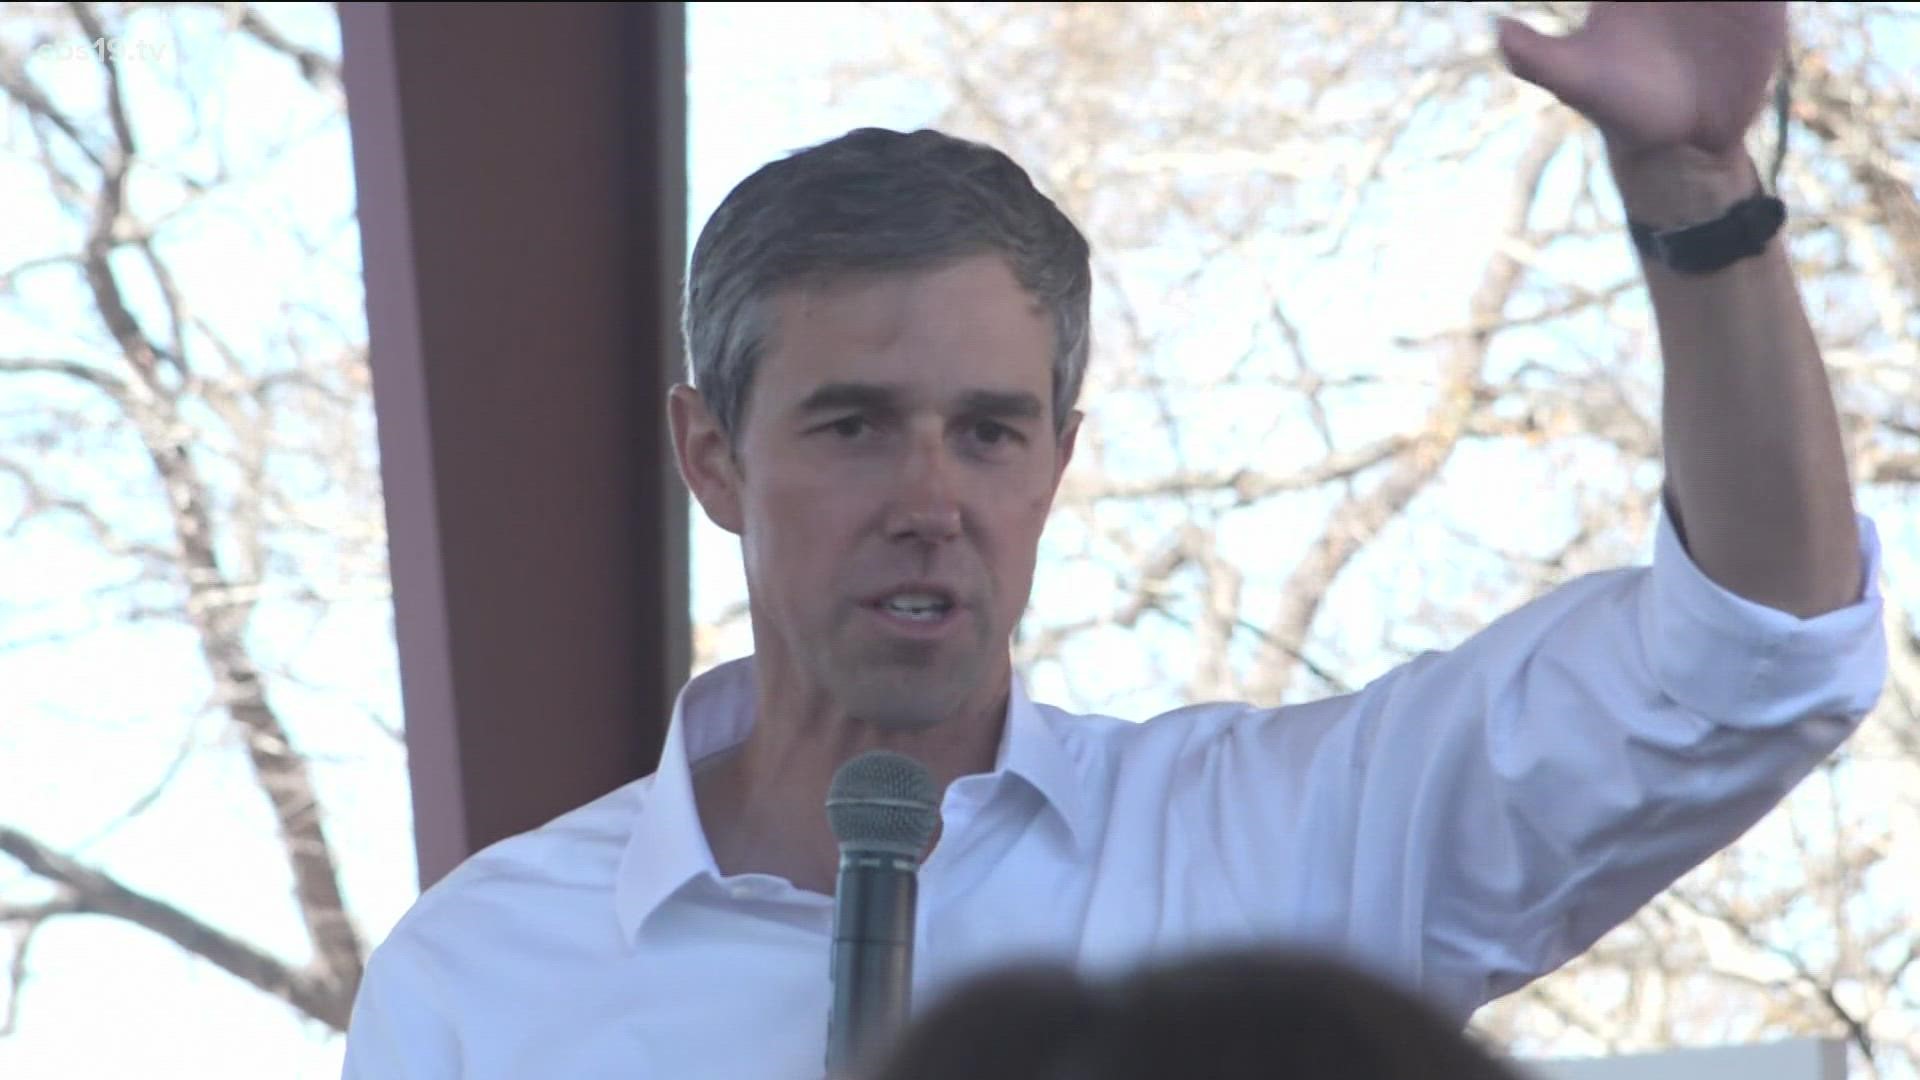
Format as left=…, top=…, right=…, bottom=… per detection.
left=1242, top=507, right=1887, bottom=1022
left=1642, top=505, right=1886, bottom=728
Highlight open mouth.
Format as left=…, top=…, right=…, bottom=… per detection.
left=868, top=590, right=957, bottom=623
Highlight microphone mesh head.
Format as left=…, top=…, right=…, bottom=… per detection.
left=826, top=750, right=940, bottom=857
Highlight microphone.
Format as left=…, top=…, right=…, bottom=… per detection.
left=823, top=750, right=940, bottom=1078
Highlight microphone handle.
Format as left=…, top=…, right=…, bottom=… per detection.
left=826, top=853, right=918, bottom=1076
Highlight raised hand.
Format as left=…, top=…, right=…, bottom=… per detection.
left=1496, top=2, right=1785, bottom=169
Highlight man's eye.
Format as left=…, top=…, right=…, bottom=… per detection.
left=826, top=416, right=869, bottom=438
left=970, top=420, right=1020, bottom=445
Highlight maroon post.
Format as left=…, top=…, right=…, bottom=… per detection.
left=341, top=3, right=689, bottom=888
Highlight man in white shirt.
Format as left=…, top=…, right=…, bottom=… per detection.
left=342, top=4, right=1887, bottom=1078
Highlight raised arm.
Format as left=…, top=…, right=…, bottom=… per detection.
left=1498, top=1, right=1862, bottom=619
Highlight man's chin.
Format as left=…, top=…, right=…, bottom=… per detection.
left=816, top=630, right=1011, bottom=728
left=835, top=667, right=998, bottom=732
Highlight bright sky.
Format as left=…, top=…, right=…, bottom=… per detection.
left=0, top=3, right=1913, bottom=1078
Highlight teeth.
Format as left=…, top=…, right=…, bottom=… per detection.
left=882, top=593, right=951, bottom=619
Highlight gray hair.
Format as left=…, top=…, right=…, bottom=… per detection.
left=682, top=128, right=1092, bottom=443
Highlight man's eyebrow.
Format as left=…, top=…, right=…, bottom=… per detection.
left=794, top=382, right=903, bottom=414
left=956, top=390, right=1044, bottom=420
left=793, top=384, right=1045, bottom=421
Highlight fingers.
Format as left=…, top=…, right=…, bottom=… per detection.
left=1494, top=16, right=1599, bottom=111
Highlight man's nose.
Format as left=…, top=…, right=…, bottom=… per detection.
left=885, top=433, right=962, bottom=543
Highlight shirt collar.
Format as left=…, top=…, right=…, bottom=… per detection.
left=613, top=655, right=1094, bottom=942
left=614, top=657, right=751, bottom=942
left=996, top=668, right=1097, bottom=856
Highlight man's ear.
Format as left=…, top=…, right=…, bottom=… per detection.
left=668, top=383, right=745, bottom=535
left=1051, top=408, right=1083, bottom=494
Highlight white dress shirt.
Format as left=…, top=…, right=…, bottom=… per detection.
left=342, top=509, right=1887, bottom=1080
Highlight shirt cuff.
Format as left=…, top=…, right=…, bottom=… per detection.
left=1639, top=503, right=1887, bottom=729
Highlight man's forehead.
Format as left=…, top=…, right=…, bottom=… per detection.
left=766, top=256, right=1049, bottom=332
left=778, top=252, right=1038, bottom=301
left=756, top=268, right=1053, bottom=391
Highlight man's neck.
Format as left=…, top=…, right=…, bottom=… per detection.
left=690, top=686, right=1009, bottom=897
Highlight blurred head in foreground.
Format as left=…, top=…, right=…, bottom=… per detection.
left=862, top=949, right=1529, bottom=1080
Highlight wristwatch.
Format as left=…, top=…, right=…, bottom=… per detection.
left=1628, top=190, right=1786, bottom=275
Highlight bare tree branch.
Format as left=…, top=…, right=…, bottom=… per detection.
left=0, top=895, right=79, bottom=1036
left=1248, top=107, right=1576, bottom=702
left=1, top=2, right=372, bottom=1027
left=215, top=1, right=343, bottom=89
left=1059, top=434, right=1412, bottom=504
left=0, top=827, right=349, bottom=1030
